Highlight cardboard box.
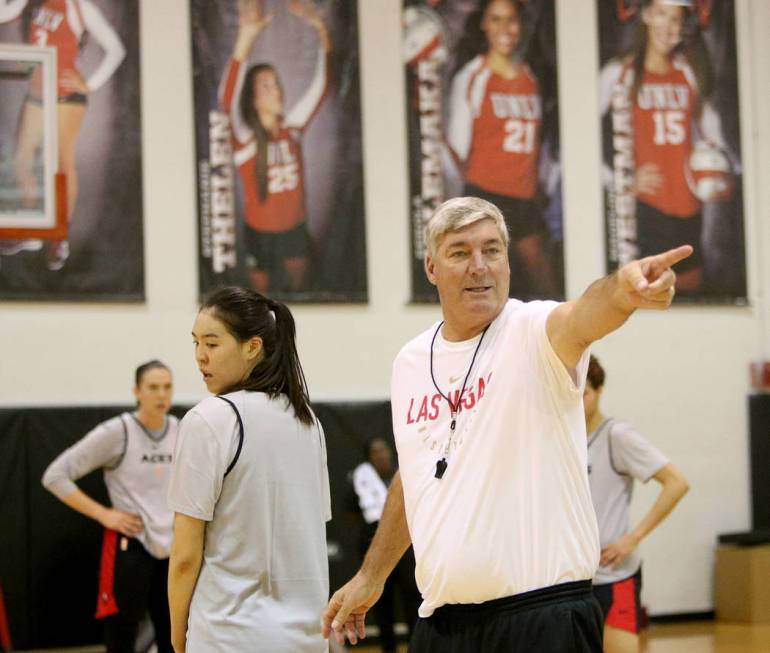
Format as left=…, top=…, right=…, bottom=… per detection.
left=715, top=544, right=770, bottom=623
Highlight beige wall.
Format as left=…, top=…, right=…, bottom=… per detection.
left=2, top=0, right=768, bottom=615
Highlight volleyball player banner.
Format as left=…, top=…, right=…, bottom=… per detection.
left=598, top=0, right=747, bottom=304
left=0, top=0, right=145, bottom=301
left=403, top=0, right=565, bottom=303
left=191, top=0, right=367, bottom=302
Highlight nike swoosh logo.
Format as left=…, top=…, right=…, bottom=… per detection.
left=449, top=376, right=461, bottom=383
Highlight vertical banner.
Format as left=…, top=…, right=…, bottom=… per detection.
left=0, top=0, right=144, bottom=301
left=403, top=0, right=564, bottom=303
left=192, top=0, right=367, bottom=303
left=598, top=0, right=747, bottom=304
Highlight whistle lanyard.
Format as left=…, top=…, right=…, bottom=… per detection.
left=429, top=322, right=489, bottom=479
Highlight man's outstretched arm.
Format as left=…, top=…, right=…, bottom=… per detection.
left=322, top=471, right=412, bottom=646
left=547, top=245, right=693, bottom=368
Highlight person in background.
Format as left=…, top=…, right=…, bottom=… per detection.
left=584, top=355, right=689, bottom=653
left=42, top=360, right=176, bottom=653
left=348, top=436, right=420, bottom=653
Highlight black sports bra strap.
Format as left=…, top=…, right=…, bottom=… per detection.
left=216, top=396, right=244, bottom=478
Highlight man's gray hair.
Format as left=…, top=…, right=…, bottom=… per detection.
left=424, top=196, right=510, bottom=257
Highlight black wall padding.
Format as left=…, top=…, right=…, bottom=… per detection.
left=0, top=401, right=392, bottom=650
left=750, top=394, right=770, bottom=530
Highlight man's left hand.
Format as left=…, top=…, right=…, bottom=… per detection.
left=616, top=245, right=693, bottom=311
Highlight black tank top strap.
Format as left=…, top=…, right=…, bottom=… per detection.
left=216, top=396, right=244, bottom=478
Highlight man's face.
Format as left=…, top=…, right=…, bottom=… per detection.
left=425, top=218, right=510, bottom=339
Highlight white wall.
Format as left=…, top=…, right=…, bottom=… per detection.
left=1, top=0, right=768, bottom=616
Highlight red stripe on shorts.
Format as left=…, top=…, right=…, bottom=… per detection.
left=606, top=575, right=638, bottom=633
left=0, top=582, right=12, bottom=648
left=94, top=529, right=119, bottom=619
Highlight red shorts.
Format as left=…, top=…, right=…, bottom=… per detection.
left=592, top=568, right=643, bottom=634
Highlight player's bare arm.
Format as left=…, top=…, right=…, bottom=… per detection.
left=547, top=245, right=693, bottom=368
left=168, top=513, right=206, bottom=653
left=233, top=0, right=273, bottom=61
left=322, top=471, right=411, bottom=646
left=601, top=463, right=689, bottom=568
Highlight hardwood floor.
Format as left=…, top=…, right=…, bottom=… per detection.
left=16, top=621, right=770, bottom=652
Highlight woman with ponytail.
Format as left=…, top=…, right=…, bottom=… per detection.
left=168, top=286, right=330, bottom=652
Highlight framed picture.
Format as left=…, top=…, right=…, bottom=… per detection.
left=0, top=43, right=64, bottom=239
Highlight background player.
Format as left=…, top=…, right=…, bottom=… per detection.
left=220, top=0, right=329, bottom=295
left=584, top=355, right=689, bottom=653
left=347, top=436, right=420, bottom=652
left=446, top=0, right=556, bottom=297
left=41, top=360, right=176, bottom=653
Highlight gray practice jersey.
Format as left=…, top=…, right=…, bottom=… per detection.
left=42, top=413, right=178, bottom=559
left=168, top=391, right=331, bottom=653
left=587, top=418, right=668, bottom=585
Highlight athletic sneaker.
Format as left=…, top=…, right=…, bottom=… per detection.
left=45, top=240, right=69, bottom=271
left=0, top=239, right=43, bottom=255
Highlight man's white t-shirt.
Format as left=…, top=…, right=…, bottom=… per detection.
left=392, top=299, right=600, bottom=617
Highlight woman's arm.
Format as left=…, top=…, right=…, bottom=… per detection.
left=601, top=463, right=689, bottom=568
left=283, top=1, right=331, bottom=130
left=78, top=0, right=126, bottom=92
left=42, top=418, right=143, bottom=535
left=232, top=0, right=273, bottom=62
left=59, top=487, right=143, bottom=535
left=168, top=513, right=206, bottom=653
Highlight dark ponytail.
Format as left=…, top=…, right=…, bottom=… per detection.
left=201, top=286, right=313, bottom=426
left=240, top=64, right=279, bottom=203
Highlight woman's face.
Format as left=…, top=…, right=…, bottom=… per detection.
left=134, top=367, right=173, bottom=418
left=253, top=68, right=283, bottom=119
left=642, top=0, right=685, bottom=57
left=481, top=0, right=521, bottom=58
left=192, top=310, right=262, bottom=395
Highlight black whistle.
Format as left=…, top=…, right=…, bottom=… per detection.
left=435, top=458, right=448, bottom=479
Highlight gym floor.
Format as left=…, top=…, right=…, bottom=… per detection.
left=17, top=621, right=770, bottom=653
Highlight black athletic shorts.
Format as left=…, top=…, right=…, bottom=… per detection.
left=636, top=200, right=702, bottom=271
left=96, top=533, right=168, bottom=621
left=244, top=222, right=311, bottom=271
left=464, top=183, right=547, bottom=242
left=409, top=580, right=603, bottom=652
left=593, top=567, right=643, bottom=634
left=26, top=92, right=87, bottom=106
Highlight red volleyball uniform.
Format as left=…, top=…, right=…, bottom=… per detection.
left=220, top=50, right=328, bottom=234
left=27, top=0, right=83, bottom=97
left=448, top=56, right=541, bottom=200
left=632, top=58, right=699, bottom=218
left=25, top=0, right=124, bottom=98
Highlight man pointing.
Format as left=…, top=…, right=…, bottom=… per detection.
left=324, top=196, right=691, bottom=652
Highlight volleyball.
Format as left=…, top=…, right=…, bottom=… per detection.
left=402, top=6, right=447, bottom=66
left=685, top=141, right=735, bottom=202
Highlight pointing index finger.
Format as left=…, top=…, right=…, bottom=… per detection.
left=652, top=244, right=694, bottom=270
